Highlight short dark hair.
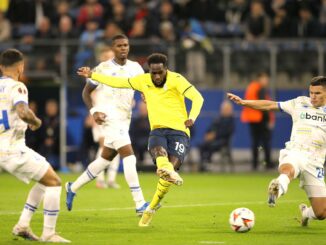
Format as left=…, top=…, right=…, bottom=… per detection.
left=111, top=34, right=128, bottom=45
left=310, top=76, right=326, bottom=87
left=0, top=49, right=24, bottom=67
left=147, top=53, right=168, bottom=67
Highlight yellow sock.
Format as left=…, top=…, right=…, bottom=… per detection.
left=156, top=156, right=174, bottom=171
left=149, top=178, right=172, bottom=210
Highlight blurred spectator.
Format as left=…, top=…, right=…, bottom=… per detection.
left=296, top=6, right=321, bottom=37
left=147, top=0, right=178, bottom=38
left=39, top=99, right=60, bottom=171
left=320, top=0, right=326, bottom=36
left=79, top=19, right=103, bottom=49
left=57, top=15, right=79, bottom=39
left=130, top=100, right=150, bottom=164
left=75, top=19, right=103, bottom=69
left=241, top=73, right=275, bottom=170
left=271, top=7, right=296, bottom=38
left=0, top=10, right=11, bottom=42
left=128, top=19, right=147, bottom=39
left=126, top=0, right=149, bottom=22
left=224, top=0, right=248, bottom=37
left=25, top=101, right=41, bottom=151
left=245, top=0, right=271, bottom=41
left=101, top=21, right=123, bottom=41
left=35, top=16, right=56, bottom=39
left=95, top=44, right=114, bottom=63
left=77, top=0, right=104, bottom=29
left=53, top=15, right=79, bottom=73
left=106, top=1, right=130, bottom=33
left=51, top=0, right=74, bottom=25
left=181, top=19, right=213, bottom=85
left=159, top=21, right=176, bottom=43
left=199, top=100, right=235, bottom=171
left=183, top=0, right=223, bottom=22
left=6, top=0, right=53, bottom=28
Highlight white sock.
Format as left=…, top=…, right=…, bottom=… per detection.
left=71, top=157, right=110, bottom=192
left=96, top=170, right=106, bottom=183
left=277, top=174, right=290, bottom=197
left=303, top=206, right=317, bottom=220
left=18, top=183, right=46, bottom=227
left=108, top=155, right=120, bottom=184
left=42, top=186, right=61, bottom=238
left=123, top=155, right=145, bottom=208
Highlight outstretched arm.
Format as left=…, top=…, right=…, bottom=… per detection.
left=227, top=93, right=279, bottom=111
left=77, top=67, right=132, bottom=89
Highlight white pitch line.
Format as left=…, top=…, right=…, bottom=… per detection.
left=199, top=242, right=226, bottom=244
left=0, top=199, right=302, bottom=216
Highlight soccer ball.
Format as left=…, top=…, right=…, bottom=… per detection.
left=229, top=207, right=255, bottom=233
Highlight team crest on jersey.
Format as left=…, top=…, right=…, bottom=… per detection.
left=18, top=87, right=26, bottom=94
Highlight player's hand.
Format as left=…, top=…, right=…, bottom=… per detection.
left=29, top=118, right=42, bottom=131
left=77, top=67, right=92, bottom=78
left=184, top=119, right=194, bottom=128
left=227, top=93, right=244, bottom=105
left=93, top=112, right=107, bottom=125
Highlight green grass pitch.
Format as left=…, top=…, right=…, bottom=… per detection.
left=0, top=171, right=325, bottom=245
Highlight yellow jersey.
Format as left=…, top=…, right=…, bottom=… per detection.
left=91, top=70, right=204, bottom=136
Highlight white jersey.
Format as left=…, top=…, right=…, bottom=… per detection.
left=0, top=77, right=29, bottom=152
left=88, top=59, right=144, bottom=122
left=278, top=96, right=326, bottom=162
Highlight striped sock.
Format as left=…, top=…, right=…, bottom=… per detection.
left=18, top=183, right=46, bottom=227
left=71, top=157, right=110, bottom=192
left=42, top=186, right=61, bottom=238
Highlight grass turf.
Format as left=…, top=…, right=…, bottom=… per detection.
left=0, top=171, right=325, bottom=245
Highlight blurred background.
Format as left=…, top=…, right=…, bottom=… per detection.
left=1, top=0, right=325, bottom=173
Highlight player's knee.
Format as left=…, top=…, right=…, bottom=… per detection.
left=48, top=174, right=61, bottom=187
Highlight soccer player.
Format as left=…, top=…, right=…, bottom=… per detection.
left=91, top=46, right=120, bottom=189
left=0, top=49, right=70, bottom=242
left=66, top=34, right=148, bottom=215
left=227, top=76, right=326, bottom=226
left=77, top=53, right=204, bottom=227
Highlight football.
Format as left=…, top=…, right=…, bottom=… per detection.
left=229, top=207, right=255, bottom=233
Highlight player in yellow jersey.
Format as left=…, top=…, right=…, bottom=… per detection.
left=77, top=53, right=204, bottom=227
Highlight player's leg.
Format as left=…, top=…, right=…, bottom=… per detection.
left=156, top=129, right=189, bottom=186
left=299, top=169, right=326, bottom=226
left=107, top=154, right=120, bottom=189
left=95, top=137, right=108, bottom=189
left=13, top=180, right=46, bottom=241
left=117, top=144, right=146, bottom=213
left=38, top=167, right=70, bottom=243
left=95, top=144, right=107, bottom=189
left=268, top=163, right=295, bottom=207
left=66, top=146, right=117, bottom=210
left=8, top=149, right=69, bottom=242
left=268, top=149, right=299, bottom=207
left=139, top=130, right=189, bottom=227
left=300, top=196, right=326, bottom=226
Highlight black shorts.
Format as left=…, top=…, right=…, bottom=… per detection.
left=148, top=128, right=190, bottom=164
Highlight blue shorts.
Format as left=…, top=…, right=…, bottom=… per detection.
left=148, top=128, right=190, bottom=164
